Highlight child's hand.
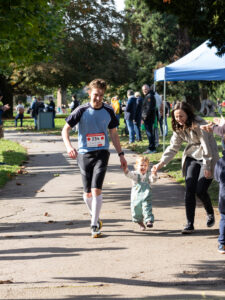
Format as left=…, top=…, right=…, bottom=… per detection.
left=200, top=122, right=214, bottom=132
left=214, top=117, right=225, bottom=126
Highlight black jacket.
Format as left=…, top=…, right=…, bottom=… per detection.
left=141, top=90, right=156, bottom=122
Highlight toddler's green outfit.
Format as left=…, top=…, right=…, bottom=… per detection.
left=125, top=170, right=156, bottom=223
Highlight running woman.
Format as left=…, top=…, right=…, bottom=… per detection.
left=62, top=79, right=127, bottom=237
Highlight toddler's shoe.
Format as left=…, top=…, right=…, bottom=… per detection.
left=217, top=244, right=225, bottom=254
left=207, top=214, right=215, bottom=227
left=91, top=225, right=101, bottom=238
left=146, top=221, right=153, bottom=228
left=138, top=222, right=146, bottom=231
left=182, top=223, right=194, bottom=234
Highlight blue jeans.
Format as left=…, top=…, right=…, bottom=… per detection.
left=134, top=119, right=142, bottom=141
left=144, top=119, right=156, bottom=151
left=159, top=116, right=168, bottom=136
left=218, top=213, right=225, bottom=245
left=126, top=119, right=135, bottom=143
left=15, top=114, right=23, bottom=127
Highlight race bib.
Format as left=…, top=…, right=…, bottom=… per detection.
left=86, top=133, right=105, bottom=147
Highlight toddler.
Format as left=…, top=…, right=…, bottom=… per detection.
left=124, top=156, right=157, bottom=230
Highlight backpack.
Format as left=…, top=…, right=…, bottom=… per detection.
left=18, top=107, right=24, bottom=114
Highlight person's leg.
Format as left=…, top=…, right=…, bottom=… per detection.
left=196, top=163, right=214, bottom=224
left=126, top=119, right=135, bottom=143
left=142, top=197, right=154, bottom=224
left=131, top=198, right=145, bottom=230
left=164, top=116, right=168, bottom=136
left=15, top=114, right=18, bottom=127
left=159, top=116, right=163, bottom=136
left=91, top=150, right=110, bottom=227
left=20, top=114, right=23, bottom=127
left=144, top=120, right=156, bottom=151
left=184, top=158, right=200, bottom=229
left=218, top=213, right=225, bottom=246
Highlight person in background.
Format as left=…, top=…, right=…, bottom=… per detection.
left=70, top=94, right=80, bottom=113
left=0, top=90, right=10, bottom=139
left=152, top=101, right=219, bottom=234
left=48, top=96, right=56, bottom=128
left=142, top=84, right=156, bottom=154
left=154, top=89, right=162, bottom=147
left=31, top=97, right=45, bottom=130
left=124, top=90, right=137, bottom=144
left=111, top=96, right=121, bottom=127
left=134, top=91, right=143, bottom=142
left=15, top=101, right=24, bottom=127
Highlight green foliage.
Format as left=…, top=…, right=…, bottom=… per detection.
left=0, top=0, right=68, bottom=69
left=209, top=82, right=225, bottom=101
left=143, top=0, right=225, bottom=55
left=123, top=1, right=179, bottom=88
left=17, top=0, right=132, bottom=93
left=0, top=139, right=27, bottom=187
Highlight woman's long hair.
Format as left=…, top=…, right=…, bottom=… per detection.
left=171, top=102, right=196, bottom=132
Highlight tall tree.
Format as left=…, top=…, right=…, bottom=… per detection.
left=14, top=0, right=132, bottom=95
left=143, top=0, right=225, bottom=55
left=0, top=0, right=68, bottom=115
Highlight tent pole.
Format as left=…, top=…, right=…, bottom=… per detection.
left=163, top=80, right=166, bottom=152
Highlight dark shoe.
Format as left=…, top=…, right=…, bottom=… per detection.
left=182, top=224, right=194, bottom=234
left=146, top=221, right=153, bottom=228
left=218, top=244, right=225, bottom=254
left=207, top=214, right=215, bottom=227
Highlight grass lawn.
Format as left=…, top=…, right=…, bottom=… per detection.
left=0, top=113, right=223, bottom=206
left=0, top=139, right=28, bottom=187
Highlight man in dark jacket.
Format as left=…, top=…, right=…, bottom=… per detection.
left=141, top=84, right=156, bottom=153
left=134, top=91, right=143, bottom=142
left=124, top=89, right=136, bottom=143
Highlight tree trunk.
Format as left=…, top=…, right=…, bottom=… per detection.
left=0, top=74, right=13, bottom=117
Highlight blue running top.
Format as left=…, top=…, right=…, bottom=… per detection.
left=66, top=102, right=118, bottom=153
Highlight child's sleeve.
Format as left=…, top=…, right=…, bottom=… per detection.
left=149, top=174, right=158, bottom=183
left=124, top=170, right=138, bottom=182
left=213, top=124, right=225, bottom=137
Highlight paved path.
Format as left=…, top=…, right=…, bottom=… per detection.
left=0, top=130, right=224, bottom=299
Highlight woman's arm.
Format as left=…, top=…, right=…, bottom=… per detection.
left=152, top=131, right=183, bottom=173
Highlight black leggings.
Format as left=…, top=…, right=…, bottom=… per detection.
left=184, top=157, right=214, bottom=225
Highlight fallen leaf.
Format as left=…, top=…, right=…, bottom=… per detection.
left=46, top=220, right=56, bottom=224
left=0, top=280, right=13, bottom=284
left=16, top=182, right=22, bottom=185
left=36, top=189, right=45, bottom=192
left=53, top=173, right=60, bottom=177
left=44, top=212, right=49, bottom=216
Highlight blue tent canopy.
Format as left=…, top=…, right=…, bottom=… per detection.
left=154, top=41, right=225, bottom=81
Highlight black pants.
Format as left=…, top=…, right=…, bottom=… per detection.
left=184, top=157, right=214, bottom=225
left=77, top=150, right=110, bottom=193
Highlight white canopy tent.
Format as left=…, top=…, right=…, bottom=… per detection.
left=154, top=40, right=225, bottom=150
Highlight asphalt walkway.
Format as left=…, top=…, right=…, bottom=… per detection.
left=0, top=130, right=224, bottom=299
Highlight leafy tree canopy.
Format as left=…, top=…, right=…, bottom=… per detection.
left=143, top=0, right=225, bottom=55
left=0, top=0, right=68, bottom=70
